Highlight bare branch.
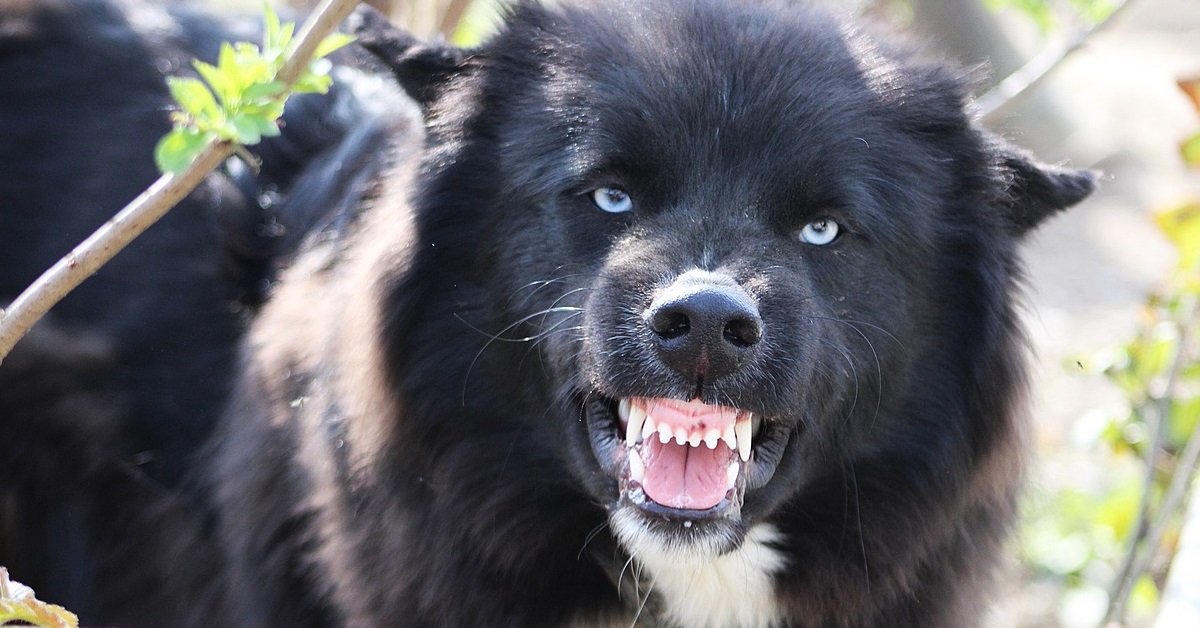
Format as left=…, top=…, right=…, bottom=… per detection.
left=977, top=0, right=1135, bottom=121
left=1104, top=295, right=1199, bottom=625
left=0, top=142, right=234, bottom=361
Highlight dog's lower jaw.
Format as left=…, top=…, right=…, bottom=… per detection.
left=608, top=511, right=788, bottom=628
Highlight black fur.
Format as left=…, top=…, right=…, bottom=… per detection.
left=0, top=1, right=1093, bottom=627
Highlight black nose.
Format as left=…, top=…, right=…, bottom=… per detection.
left=645, top=271, right=762, bottom=382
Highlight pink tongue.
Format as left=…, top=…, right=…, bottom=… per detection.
left=641, top=438, right=735, bottom=510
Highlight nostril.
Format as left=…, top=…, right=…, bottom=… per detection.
left=643, top=270, right=763, bottom=382
left=723, top=316, right=762, bottom=348
left=650, top=308, right=691, bottom=340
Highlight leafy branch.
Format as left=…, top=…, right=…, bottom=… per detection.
left=1100, top=101, right=1200, bottom=621
left=0, top=0, right=363, bottom=363
left=155, top=8, right=353, bottom=173
left=976, top=0, right=1133, bottom=120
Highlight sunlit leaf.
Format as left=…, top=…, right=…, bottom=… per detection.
left=189, top=61, right=224, bottom=110
left=1181, top=134, right=1200, bottom=169
left=230, top=115, right=264, bottom=145
left=242, top=80, right=286, bottom=101
left=0, top=569, right=78, bottom=628
left=314, top=32, right=355, bottom=59
left=1167, top=397, right=1200, bottom=448
left=166, top=77, right=218, bottom=121
left=1068, top=0, right=1119, bottom=24
left=155, top=4, right=342, bottom=175
left=154, top=127, right=215, bottom=174
left=293, top=71, right=333, bottom=95
left=263, top=0, right=283, bottom=53
left=1155, top=202, right=1200, bottom=266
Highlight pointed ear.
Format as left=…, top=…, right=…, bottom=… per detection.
left=346, top=5, right=466, bottom=107
left=995, top=143, right=1096, bottom=235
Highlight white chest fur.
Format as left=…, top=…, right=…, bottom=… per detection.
left=610, top=514, right=788, bottom=628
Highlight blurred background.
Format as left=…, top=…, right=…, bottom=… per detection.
left=217, top=0, right=1200, bottom=625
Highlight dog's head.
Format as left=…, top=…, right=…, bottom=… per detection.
left=359, top=0, right=1093, bottom=561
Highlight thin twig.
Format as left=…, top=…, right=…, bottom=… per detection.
left=1103, top=295, right=1199, bottom=625
left=0, top=142, right=234, bottom=361
left=279, top=0, right=363, bottom=88
left=0, top=0, right=363, bottom=363
left=977, top=0, right=1135, bottom=121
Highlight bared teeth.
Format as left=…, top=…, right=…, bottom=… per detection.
left=721, top=425, right=736, bottom=450
left=726, top=460, right=739, bottom=488
left=618, top=398, right=756, bottom=461
left=623, top=401, right=646, bottom=447
left=735, top=415, right=753, bottom=462
left=629, top=448, right=645, bottom=483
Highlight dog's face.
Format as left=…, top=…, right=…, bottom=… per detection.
left=363, top=0, right=1092, bottom=561
left=534, top=7, right=959, bottom=555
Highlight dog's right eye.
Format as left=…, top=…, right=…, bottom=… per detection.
left=799, top=219, right=840, bottom=245
left=591, top=187, right=634, bottom=213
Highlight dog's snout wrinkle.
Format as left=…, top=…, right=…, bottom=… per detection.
left=645, top=272, right=762, bottom=382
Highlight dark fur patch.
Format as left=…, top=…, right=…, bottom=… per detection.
left=0, top=1, right=1093, bottom=626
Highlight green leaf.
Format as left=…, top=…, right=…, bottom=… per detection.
left=258, top=118, right=282, bottom=138
left=292, top=71, right=333, bottom=95
left=1155, top=202, right=1200, bottom=266
left=242, top=81, right=287, bottom=101
left=1181, top=134, right=1200, bottom=169
left=154, top=127, right=215, bottom=174
left=166, top=77, right=219, bottom=119
left=192, top=60, right=229, bottom=109
left=314, top=32, right=355, bottom=60
left=1068, top=0, right=1119, bottom=24
left=215, top=43, right=240, bottom=98
left=230, top=115, right=264, bottom=145
left=1167, top=397, right=1200, bottom=448
left=263, top=2, right=283, bottom=53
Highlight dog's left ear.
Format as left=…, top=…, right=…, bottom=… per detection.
left=346, top=6, right=466, bottom=107
left=994, top=143, right=1096, bottom=236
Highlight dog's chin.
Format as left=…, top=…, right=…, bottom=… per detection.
left=582, top=393, right=792, bottom=557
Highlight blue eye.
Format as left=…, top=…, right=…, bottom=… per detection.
left=799, top=219, right=840, bottom=245
left=591, top=187, right=633, bottom=213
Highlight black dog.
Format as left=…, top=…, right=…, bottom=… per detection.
left=0, top=1, right=1093, bottom=626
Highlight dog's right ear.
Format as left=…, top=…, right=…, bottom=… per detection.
left=346, top=6, right=466, bottom=107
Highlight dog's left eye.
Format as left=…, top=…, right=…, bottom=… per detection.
left=591, top=187, right=633, bottom=213
left=799, top=219, right=840, bottom=245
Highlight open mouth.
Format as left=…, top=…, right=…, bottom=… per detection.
left=585, top=394, right=790, bottom=521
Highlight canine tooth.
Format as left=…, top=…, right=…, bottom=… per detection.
left=726, top=461, right=739, bottom=488
left=629, top=449, right=645, bottom=483
left=658, top=423, right=673, bottom=444
left=735, top=417, right=753, bottom=462
left=704, top=429, right=720, bottom=449
left=625, top=403, right=646, bottom=447
left=674, top=427, right=688, bottom=446
left=642, top=414, right=657, bottom=440
left=688, top=431, right=702, bottom=447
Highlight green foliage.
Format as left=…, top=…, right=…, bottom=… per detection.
left=0, top=568, right=77, bottom=628
left=986, top=0, right=1119, bottom=34
left=154, top=6, right=354, bottom=174
left=1022, top=77, right=1200, bottom=624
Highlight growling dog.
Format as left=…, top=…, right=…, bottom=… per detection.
left=0, top=0, right=1093, bottom=626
